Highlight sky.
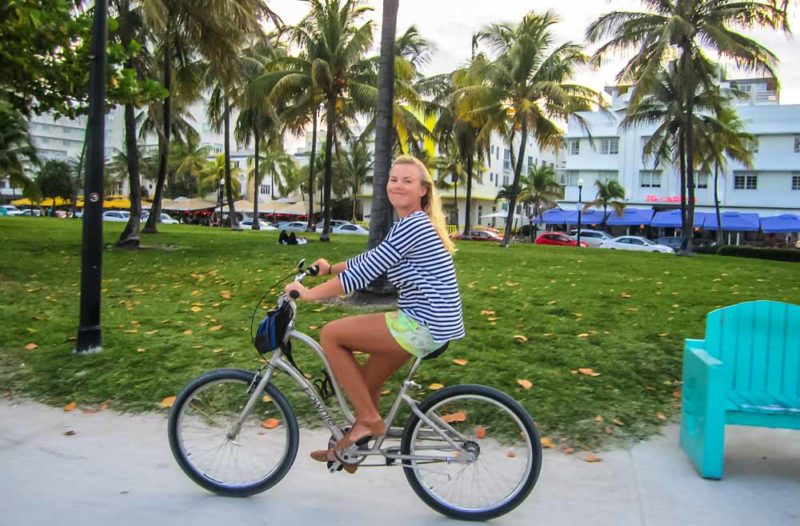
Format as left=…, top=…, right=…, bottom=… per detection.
left=267, top=0, right=800, bottom=104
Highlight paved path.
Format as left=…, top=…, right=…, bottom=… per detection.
left=1, top=400, right=798, bottom=526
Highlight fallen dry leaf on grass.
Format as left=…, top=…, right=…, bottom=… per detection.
left=540, top=437, right=556, bottom=449
left=182, top=329, right=193, bottom=335
left=578, top=368, right=601, bottom=377
left=516, top=379, right=533, bottom=390
left=656, top=412, right=668, bottom=420
left=428, top=383, right=444, bottom=391
left=480, top=310, right=495, bottom=316
left=612, top=418, right=624, bottom=426
left=594, top=415, right=604, bottom=423
left=262, top=395, right=273, bottom=403
left=452, top=359, right=469, bottom=366
left=380, top=389, right=391, bottom=396
left=220, top=291, right=232, bottom=299
left=261, top=418, right=281, bottom=429
left=64, top=401, right=76, bottom=412
left=513, top=335, right=528, bottom=343
left=190, top=306, right=202, bottom=313
left=584, top=454, right=602, bottom=463
left=442, top=412, right=467, bottom=423
left=577, top=333, right=589, bottom=338
left=159, top=396, right=176, bottom=409
left=25, top=343, right=38, bottom=350
left=475, top=426, right=487, bottom=439
left=620, top=292, right=631, bottom=299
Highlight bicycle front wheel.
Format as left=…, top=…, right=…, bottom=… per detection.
left=168, top=368, right=299, bottom=497
left=400, top=384, right=542, bottom=521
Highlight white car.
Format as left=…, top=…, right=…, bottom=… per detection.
left=332, top=224, right=369, bottom=235
left=1, top=205, right=24, bottom=216
left=102, top=210, right=130, bottom=222
left=280, top=221, right=309, bottom=233
left=20, top=209, right=43, bottom=217
left=316, top=220, right=354, bottom=233
left=142, top=212, right=179, bottom=224
left=240, top=218, right=277, bottom=230
left=600, top=236, right=674, bottom=253
left=568, top=229, right=613, bottom=248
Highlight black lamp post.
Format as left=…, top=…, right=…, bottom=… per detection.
left=576, top=178, right=584, bottom=248
left=75, top=0, right=108, bottom=353
left=217, top=178, right=224, bottom=227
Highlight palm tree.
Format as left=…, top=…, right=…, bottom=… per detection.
left=246, top=138, right=296, bottom=228
left=583, top=179, right=626, bottom=231
left=587, top=0, right=789, bottom=252
left=433, top=145, right=466, bottom=229
left=335, top=134, right=374, bottom=221
left=696, top=102, right=755, bottom=245
left=461, top=11, right=600, bottom=247
left=197, top=154, right=241, bottom=197
left=519, top=161, right=563, bottom=240
left=0, top=99, right=38, bottom=193
left=170, top=135, right=210, bottom=196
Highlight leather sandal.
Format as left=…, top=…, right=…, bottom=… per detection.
left=310, top=448, right=359, bottom=474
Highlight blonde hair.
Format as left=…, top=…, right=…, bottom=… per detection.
left=391, top=155, right=456, bottom=254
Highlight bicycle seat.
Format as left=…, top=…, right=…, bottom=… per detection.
left=422, top=342, right=449, bottom=360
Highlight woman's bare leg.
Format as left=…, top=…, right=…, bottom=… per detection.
left=320, top=313, right=410, bottom=442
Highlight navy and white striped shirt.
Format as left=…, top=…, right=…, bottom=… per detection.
left=339, top=211, right=466, bottom=344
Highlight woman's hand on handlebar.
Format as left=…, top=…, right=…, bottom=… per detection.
left=284, top=281, right=311, bottom=301
left=312, top=258, right=332, bottom=276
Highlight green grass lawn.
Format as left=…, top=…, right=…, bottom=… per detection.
left=1, top=217, right=798, bottom=451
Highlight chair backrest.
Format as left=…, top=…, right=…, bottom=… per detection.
left=704, top=301, right=800, bottom=400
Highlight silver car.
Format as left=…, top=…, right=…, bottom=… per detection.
left=568, top=229, right=613, bottom=248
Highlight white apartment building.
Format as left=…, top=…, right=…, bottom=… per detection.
left=560, top=79, right=800, bottom=219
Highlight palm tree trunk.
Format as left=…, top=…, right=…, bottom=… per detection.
left=116, top=102, right=142, bottom=247
left=320, top=95, right=336, bottom=242
left=685, top=104, right=697, bottom=254
left=252, top=124, right=260, bottom=230
left=677, top=129, right=688, bottom=251
left=306, top=108, right=318, bottom=231
left=367, top=0, right=398, bottom=252
left=223, top=98, right=237, bottom=228
left=714, top=163, right=722, bottom=245
left=501, top=126, right=528, bottom=247
left=463, top=155, right=473, bottom=236
left=453, top=177, right=459, bottom=231
left=532, top=202, right=539, bottom=241
left=143, top=37, right=171, bottom=234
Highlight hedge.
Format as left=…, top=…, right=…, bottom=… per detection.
left=716, top=245, right=800, bottom=263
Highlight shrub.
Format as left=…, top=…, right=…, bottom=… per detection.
left=717, top=245, right=800, bottom=263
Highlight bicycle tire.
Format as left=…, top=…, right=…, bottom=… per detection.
left=168, top=368, right=299, bottom=497
left=400, top=384, right=542, bottom=521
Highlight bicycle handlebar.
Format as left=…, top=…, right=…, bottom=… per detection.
left=287, top=264, right=320, bottom=300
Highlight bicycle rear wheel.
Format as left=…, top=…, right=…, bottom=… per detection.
left=168, top=368, right=298, bottom=497
left=400, top=384, right=542, bottom=521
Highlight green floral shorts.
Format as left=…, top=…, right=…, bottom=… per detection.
left=385, top=310, right=441, bottom=358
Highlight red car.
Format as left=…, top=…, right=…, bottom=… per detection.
left=535, top=232, right=587, bottom=247
left=451, top=229, right=503, bottom=242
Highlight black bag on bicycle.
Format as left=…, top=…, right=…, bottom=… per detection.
left=254, top=301, right=292, bottom=354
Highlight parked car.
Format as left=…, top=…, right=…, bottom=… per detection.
left=451, top=229, right=503, bottom=242
left=240, top=218, right=278, bottom=230
left=19, top=209, right=43, bottom=217
left=654, top=236, right=683, bottom=251
left=280, top=221, right=308, bottom=232
left=568, top=229, right=613, bottom=248
left=331, top=224, right=369, bottom=235
left=600, top=236, right=674, bottom=253
left=1, top=204, right=24, bottom=216
left=102, top=210, right=130, bottom=222
left=316, top=220, right=354, bottom=233
left=535, top=232, right=588, bottom=248
left=141, top=212, right=179, bottom=224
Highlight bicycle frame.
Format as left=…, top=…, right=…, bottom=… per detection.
left=235, top=324, right=475, bottom=470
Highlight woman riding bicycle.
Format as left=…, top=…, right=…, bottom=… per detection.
left=283, top=154, right=465, bottom=463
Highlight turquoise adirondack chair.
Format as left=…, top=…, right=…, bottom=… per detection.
left=680, top=300, right=800, bottom=479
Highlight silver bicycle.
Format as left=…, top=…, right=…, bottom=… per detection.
left=168, top=261, right=542, bottom=521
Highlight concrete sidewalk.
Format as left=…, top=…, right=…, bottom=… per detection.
left=1, top=399, right=798, bottom=526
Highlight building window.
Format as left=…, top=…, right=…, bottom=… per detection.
left=559, top=171, right=579, bottom=186
left=477, top=205, right=483, bottom=225
left=490, top=145, right=495, bottom=155
left=503, top=149, right=511, bottom=171
left=794, top=136, right=800, bottom=153
left=0, top=178, right=7, bottom=189
left=569, top=140, right=580, bottom=155
left=527, top=156, right=534, bottom=169
left=734, top=173, right=758, bottom=190
left=496, top=147, right=499, bottom=160
left=696, top=173, right=709, bottom=189
left=600, top=138, right=619, bottom=155
left=640, top=170, right=662, bottom=188
left=792, top=175, right=800, bottom=191
left=599, top=170, right=618, bottom=182
left=502, top=175, right=509, bottom=186
left=260, top=184, right=270, bottom=194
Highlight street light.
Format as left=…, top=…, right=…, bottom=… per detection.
left=576, top=178, right=584, bottom=248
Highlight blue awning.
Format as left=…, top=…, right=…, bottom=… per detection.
left=703, top=211, right=760, bottom=232
left=651, top=209, right=709, bottom=228
left=761, top=214, right=800, bottom=233
left=538, top=208, right=606, bottom=225
left=606, top=208, right=654, bottom=226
